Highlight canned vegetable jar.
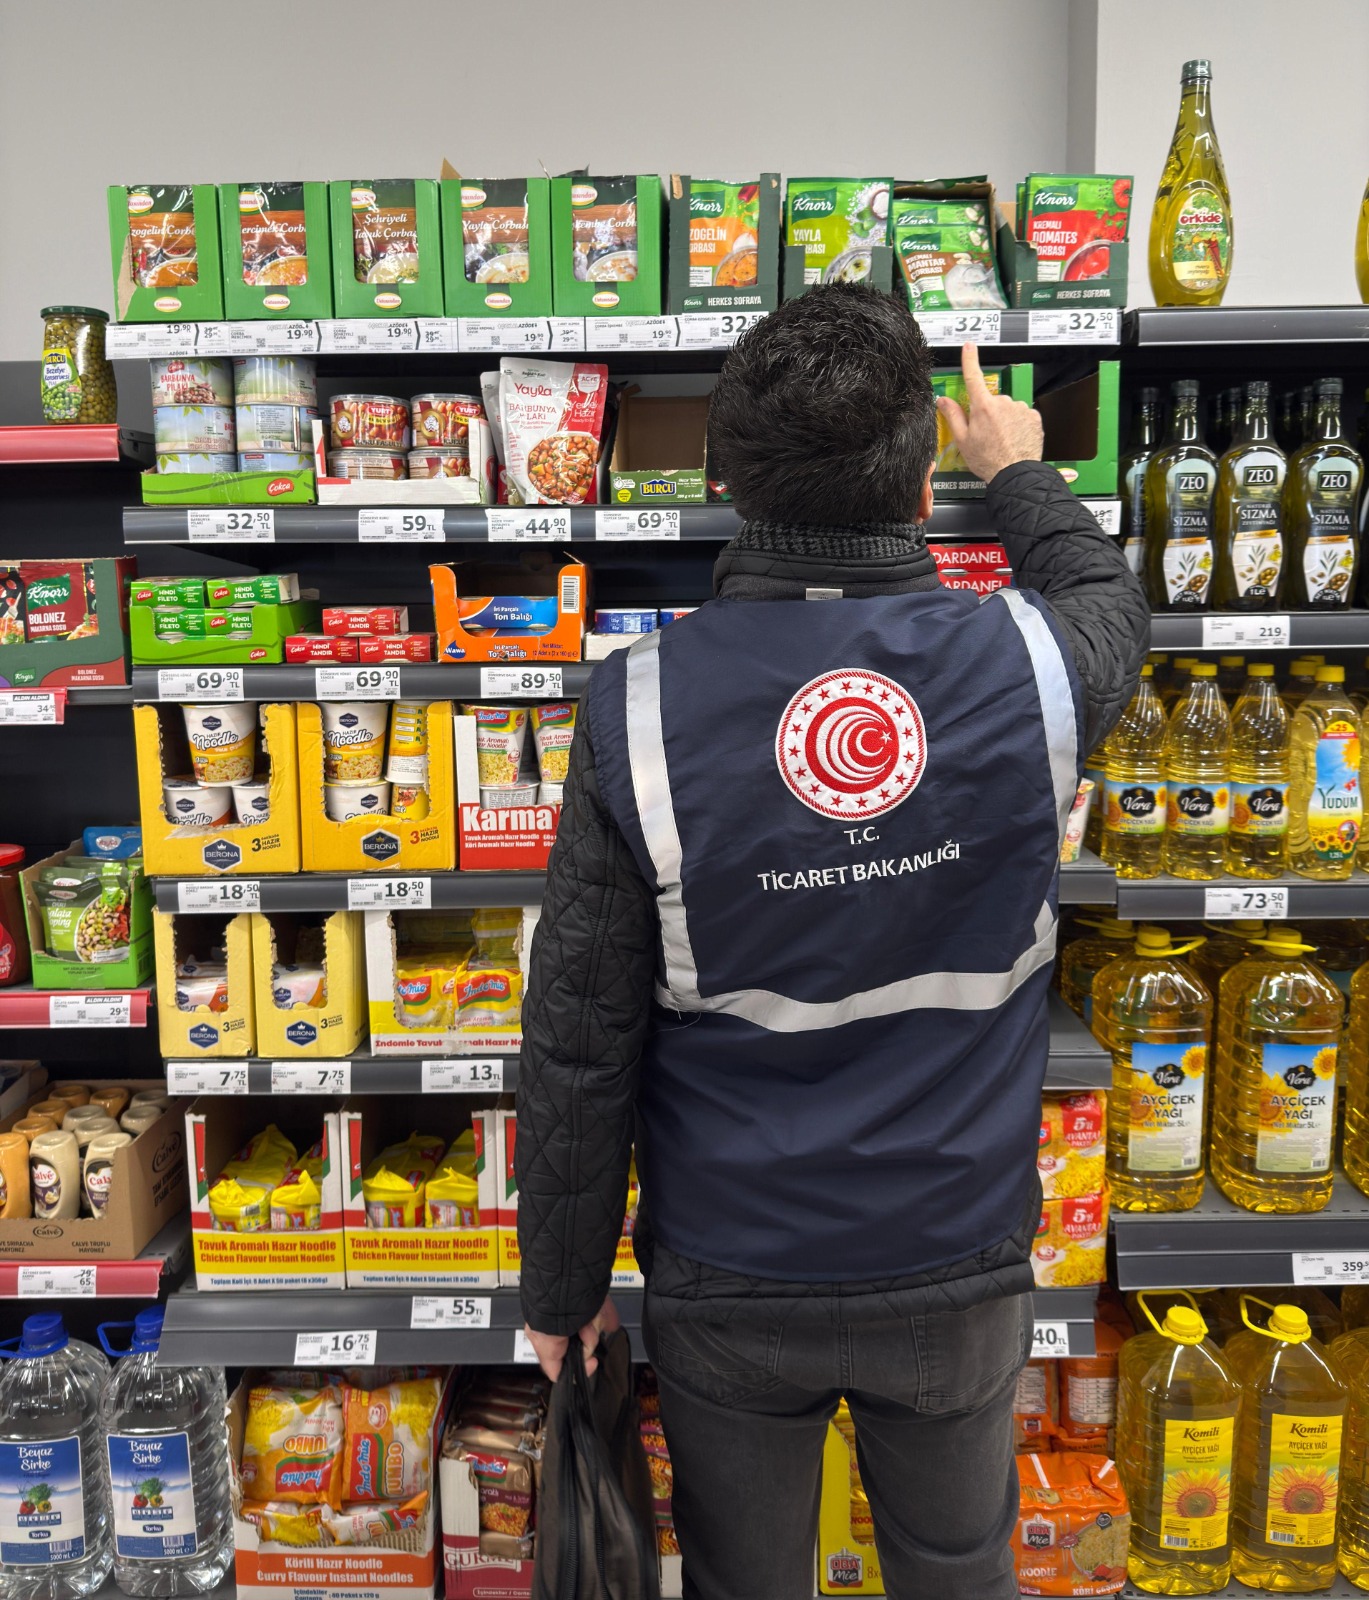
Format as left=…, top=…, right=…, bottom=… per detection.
left=412, top=393, right=483, bottom=447
left=327, top=448, right=407, bottom=481
left=330, top=393, right=409, bottom=449
left=40, top=307, right=116, bottom=424
left=232, top=355, right=318, bottom=406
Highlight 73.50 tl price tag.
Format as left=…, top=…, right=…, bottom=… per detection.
left=1204, top=885, right=1289, bottom=920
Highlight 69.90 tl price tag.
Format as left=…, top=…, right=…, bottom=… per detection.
left=157, top=667, right=244, bottom=702
left=315, top=666, right=402, bottom=700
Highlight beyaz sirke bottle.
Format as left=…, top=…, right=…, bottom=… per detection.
left=1149, top=58, right=1233, bottom=306
left=1212, top=381, right=1287, bottom=611
left=1144, top=380, right=1218, bottom=612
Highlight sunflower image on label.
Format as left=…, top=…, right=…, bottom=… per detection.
left=1230, top=781, right=1288, bottom=837
left=1171, top=186, right=1231, bottom=291
left=1255, top=1041, right=1337, bottom=1173
left=1162, top=464, right=1215, bottom=606
left=1167, top=782, right=1229, bottom=836
left=1104, top=778, right=1166, bottom=834
left=1128, top=1041, right=1207, bottom=1172
left=1159, top=1415, right=1234, bottom=1551
left=1263, top=1413, right=1341, bottom=1549
left=107, top=1431, right=199, bottom=1559
left=1309, top=722, right=1361, bottom=865
left=0, top=1435, right=86, bottom=1564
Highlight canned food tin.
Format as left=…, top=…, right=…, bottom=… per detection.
left=411, top=393, right=484, bottom=447
left=153, top=404, right=236, bottom=453
left=594, top=609, right=657, bottom=634
left=238, top=451, right=313, bottom=473
left=327, top=448, right=407, bottom=481
left=150, top=357, right=232, bottom=408
left=235, top=402, right=318, bottom=451
left=408, top=448, right=470, bottom=480
left=156, top=452, right=238, bottom=474
left=232, top=354, right=318, bottom=406
left=330, top=392, right=410, bottom=449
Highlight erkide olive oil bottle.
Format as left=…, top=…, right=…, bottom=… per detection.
left=1213, top=381, right=1287, bottom=610
left=1145, top=380, right=1217, bottom=612
left=1150, top=59, right=1233, bottom=306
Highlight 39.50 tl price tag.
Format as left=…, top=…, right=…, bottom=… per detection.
left=479, top=666, right=563, bottom=699
left=347, top=877, right=431, bottom=911
left=422, top=1059, right=505, bottom=1093
left=294, top=1330, right=377, bottom=1366
left=1294, top=1253, right=1369, bottom=1284
left=1031, top=1321, right=1071, bottom=1358
left=167, top=1062, right=249, bottom=1095
left=315, top=666, right=402, bottom=700
left=271, top=1062, right=352, bottom=1095
left=411, top=1296, right=492, bottom=1329
left=1204, top=885, right=1289, bottom=920
left=186, top=508, right=275, bottom=542
left=594, top=508, right=681, bottom=541
left=357, top=509, right=445, bottom=543
left=178, top=879, right=261, bottom=913
left=157, top=667, right=244, bottom=702
left=486, top=508, right=571, bottom=542
left=17, top=1265, right=97, bottom=1297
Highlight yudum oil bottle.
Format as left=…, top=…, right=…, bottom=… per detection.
left=1149, top=59, right=1234, bottom=307
left=1162, top=662, right=1230, bottom=880
left=1287, top=665, right=1362, bottom=881
left=1102, top=665, right=1168, bottom=879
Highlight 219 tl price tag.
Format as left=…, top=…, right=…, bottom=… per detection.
left=294, top=1330, right=377, bottom=1366
left=315, top=666, right=402, bottom=700
left=1202, top=614, right=1292, bottom=650
left=347, top=877, right=431, bottom=911
left=1204, top=885, right=1289, bottom=920
left=478, top=666, right=563, bottom=699
left=186, top=508, right=274, bottom=542
left=157, top=668, right=244, bottom=702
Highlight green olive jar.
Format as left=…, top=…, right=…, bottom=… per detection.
left=40, top=305, right=117, bottom=423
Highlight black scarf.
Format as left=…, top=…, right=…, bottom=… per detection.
left=712, top=518, right=942, bottom=600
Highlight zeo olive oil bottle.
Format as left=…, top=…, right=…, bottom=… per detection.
left=1150, top=59, right=1233, bottom=307
left=1213, top=382, right=1287, bottom=610
left=1144, top=381, right=1218, bottom=612
left=1288, top=665, right=1362, bottom=880
left=1284, top=378, right=1363, bottom=609
left=1102, top=665, right=1168, bottom=878
left=1163, top=663, right=1231, bottom=880
left=1342, top=955, right=1369, bottom=1198
left=1328, top=1325, right=1369, bottom=1588
left=1210, top=927, right=1342, bottom=1213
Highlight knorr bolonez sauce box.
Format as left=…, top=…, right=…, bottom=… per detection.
left=218, top=182, right=333, bottom=320
left=108, top=185, right=224, bottom=322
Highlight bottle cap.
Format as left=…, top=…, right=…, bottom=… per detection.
left=40, top=306, right=110, bottom=322
left=1316, top=377, right=1344, bottom=397
left=1268, top=1304, right=1312, bottom=1342
left=1139, top=663, right=1153, bottom=677
left=1191, top=663, right=1218, bottom=678
left=1138, top=386, right=1160, bottom=403
left=1247, top=663, right=1274, bottom=678
left=1251, top=926, right=1319, bottom=955
left=1246, top=380, right=1270, bottom=400
left=1081, top=916, right=1133, bottom=940
left=1135, top=923, right=1205, bottom=957
left=1172, top=379, right=1200, bottom=398
left=1316, top=665, right=1346, bottom=683
left=1162, top=1305, right=1208, bottom=1344
left=1182, top=58, right=1212, bottom=80
left=1203, top=919, right=1266, bottom=936
left=1174, top=656, right=1197, bottom=670
left=1290, top=658, right=1318, bottom=673
left=19, top=1313, right=68, bottom=1357
left=131, top=1306, right=165, bottom=1355
left=1219, top=656, right=1244, bottom=667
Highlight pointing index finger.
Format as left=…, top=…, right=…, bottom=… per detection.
left=960, top=341, right=992, bottom=408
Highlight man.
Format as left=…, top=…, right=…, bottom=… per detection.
left=517, top=283, right=1149, bottom=1600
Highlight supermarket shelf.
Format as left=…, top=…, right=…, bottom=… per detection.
left=132, top=663, right=597, bottom=702
left=1043, top=994, right=1110, bottom=1089
left=1127, top=303, right=1369, bottom=346
left=1148, top=610, right=1369, bottom=650
left=165, top=1055, right=516, bottom=1096
left=64, top=684, right=136, bottom=706
left=1114, top=871, right=1369, bottom=920
left=1116, top=1585, right=1362, bottom=1600
left=1113, top=1171, right=1369, bottom=1290
left=154, top=871, right=546, bottom=912
left=1057, top=849, right=1116, bottom=906
left=0, top=424, right=154, bottom=467
left=0, top=1215, right=190, bottom=1298
left=0, top=987, right=150, bottom=1027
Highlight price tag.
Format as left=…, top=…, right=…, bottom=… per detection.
left=1202, top=614, right=1293, bottom=650
left=584, top=317, right=680, bottom=352
left=479, top=666, right=563, bottom=698
left=512, top=1329, right=540, bottom=1365
left=1204, top=884, right=1290, bottom=920
left=186, top=508, right=275, bottom=543
left=678, top=311, right=767, bottom=348
left=17, top=1265, right=98, bottom=1298
left=549, top=318, right=586, bottom=351
left=271, top=1062, right=352, bottom=1095
left=411, top=1295, right=493, bottom=1329
left=49, top=994, right=132, bottom=1027
left=1031, top=1320, right=1072, bottom=1358
left=1027, top=307, right=1121, bottom=345
left=1080, top=499, right=1122, bottom=539
left=319, top=319, right=417, bottom=352
left=595, top=507, right=681, bottom=541
left=416, top=319, right=459, bottom=353
left=177, top=879, right=261, bottom=913
left=347, top=876, right=432, bottom=911
left=293, top=1329, right=377, bottom=1366
left=157, top=667, right=244, bottom=702
left=357, top=509, right=445, bottom=543
left=107, top=322, right=200, bottom=358
left=914, top=310, right=1002, bottom=345
left=226, top=321, right=320, bottom=354
left=314, top=665, right=402, bottom=700
left=422, top=1059, right=506, bottom=1093
left=485, top=508, right=572, bottom=542
left=1293, top=1252, right=1369, bottom=1284
left=167, top=1061, right=250, bottom=1095
left=0, top=693, right=59, bottom=725
left=195, top=325, right=232, bottom=357
left=458, top=318, right=553, bottom=354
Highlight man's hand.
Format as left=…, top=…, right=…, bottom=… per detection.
left=935, top=342, right=1044, bottom=483
left=524, top=1296, right=620, bottom=1383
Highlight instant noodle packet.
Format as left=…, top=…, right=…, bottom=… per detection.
left=450, top=1442, right=534, bottom=1548
left=242, top=1383, right=347, bottom=1507
left=531, top=702, right=576, bottom=784
left=362, top=1134, right=444, bottom=1227
left=209, top=1125, right=298, bottom=1232
left=270, top=1168, right=322, bottom=1231
left=426, top=1130, right=480, bottom=1228
left=1013, top=1452, right=1130, bottom=1596
left=343, top=1375, right=442, bottom=1502
left=471, top=908, right=520, bottom=963
left=240, top=1500, right=327, bottom=1546
left=393, top=954, right=463, bottom=1031
left=456, top=963, right=522, bottom=1031
left=459, top=705, right=528, bottom=787
left=323, top=1493, right=429, bottom=1544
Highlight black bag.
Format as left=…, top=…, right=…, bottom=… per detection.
left=533, top=1329, right=662, bottom=1600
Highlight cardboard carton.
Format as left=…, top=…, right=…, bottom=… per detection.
left=441, top=1448, right=534, bottom=1599
left=440, top=172, right=553, bottom=318
left=817, top=1422, right=883, bottom=1594
left=1036, top=361, right=1121, bottom=498
left=139, top=468, right=316, bottom=508
left=218, top=181, right=334, bottom=321
left=109, top=184, right=224, bottom=322
left=154, top=910, right=255, bottom=1056
left=454, top=717, right=559, bottom=873
left=130, top=599, right=320, bottom=665
left=0, top=557, right=135, bottom=690
left=550, top=175, right=663, bottom=317
left=329, top=179, right=444, bottom=319
left=667, top=173, right=780, bottom=316
left=607, top=393, right=709, bottom=505
left=251, top=911, right=365, bottom=1058
left=430, top=557, right=587, bottom=665
left=22, top=844, right=153, bottom=992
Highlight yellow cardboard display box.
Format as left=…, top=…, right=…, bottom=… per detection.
left=818, top=1422, right=883, bottom=1594
left=154, top=910, right=255, bottom=1056
left=250, top=910, right=365, bottom=1058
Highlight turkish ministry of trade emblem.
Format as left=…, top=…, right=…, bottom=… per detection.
left=775, top=669, right=927, bottom=819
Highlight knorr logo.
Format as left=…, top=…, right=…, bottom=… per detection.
left=127, top=190, right=154, bottom=215
left=27, top=578, right=71, bottom=606
left=239, top=189, right=266, bottom=212
left=691, top=194, right=725, bottom=216
left=791, top=190, right=837, bottom=216
left=351, top=188, right=377, bottom=210
left=571, top=184, right=598, bottom=207
left=1035, top=189, right=1077, bottom=208
left=461, top=186, right=487, bottom=208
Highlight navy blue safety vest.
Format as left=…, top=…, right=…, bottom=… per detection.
left=588, top=587, right=1084, bottom=1281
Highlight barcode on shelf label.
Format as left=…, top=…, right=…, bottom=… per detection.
left=1202, top=614, right=1293, bottom=650
left=486, top=508, right=571, bottom=542
left=319, top=320, right=418, bottom=352
left=678, top=311, right=766, bottom=348
left=226, top=321, right=320, bottom=354
left=17, top=1265, right=97, bottom=1297
left=512, top=1329, right=540, bottom=1364
left=157, top=667, right=244, bottom=702
left=186, top=508, right=275, bottom=542
left=595, top=507, right=681, bottom=540
left=416, top=319, right=459, bottom=353
left=915, top=310, right=1002, bottom=345
left=479, top=666, right=563, bottom=698
left=347, top=877, right=431, bottom=911
left=167, top=1061, right=249, bottom=1095
left=411, top=1296, right=492, bottom=1329
left=422, top=1059, right=505, bottom=1093
left=1293, top=1252, right=1369, bottom=1284
left=1031, top=1320, right=1071, bottom=1357
left=1204, top=885, right=1289, bottom=920
left=0, top=693, right=59, bottom=725
left=271, top=1062, right=352, bottom=1095
left=314, top=665, right=402, bottom=700
left=357, top=509, right=445, bottom=542
left=178, top=879, right=261, bottom=913
left=49, top=994, right=131, bottom=1027
left=293, top=1329, right=377, bottom=1365
left=459, top=318, right=553, bottom=353
left=1027, top=308, right=1121, bottom=345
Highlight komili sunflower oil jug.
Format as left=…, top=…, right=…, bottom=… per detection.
left=1210, top=927, right=1342, bottom=1213
left=1102, top=665, right=1168, bottom=879
left=1116, top=1294, right=1239, bottom=1595
left=1288, top=665, right=1362, bottom=880
left=1343, top=956, right=1369, bottom=1198
left=1149, top=59, right=1233, bottom=307
left=1331, top=1326, right=1369, bottom=1588
left=1093, top=925, right=1212, bottom=1212
left=1226, top=664, right=1290, bottom=879
left=1163, top=663, right=1230, bottom=880
left=1228, top=1297, right=1346, bottom=1592
left=1216, top=1286, right=1343, bottom=1350
left=1059, top=917, right=1135, bottom=1027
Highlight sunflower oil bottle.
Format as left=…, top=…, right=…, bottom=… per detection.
left=1083, top=732, right=1113, bottom=855
left=1346, top=1288, right=1369, bottom=1331
left=1149, top=59, right=1233, bottom=307
left=1117, top=1295, right=1240, bottom=1595
left=1333, top=1326, right=1369, bottom=1588
left=1059, top=917, right=1135, bottom=1027
left=1103, top=667, right=1168, bottom=878
left=1145, top=382, right=1218, bottom=612
left=1212, top=382, right=1287, bottom=610
left=1226, top=665, right=1290, bottom=879
left=1163, top=663, right=1231, bottom=880
left=1344, top=957, right=1369, bottom=1198
left=1283, top=657, right=1322, bottom=711
left=1163, top=657, right=1198, bottom=710
left=1228, top=1298, right=1346, bottom=1592
left=1210, top=928, right=1343, bottom=1213
left=1094, top=925, right=1212, bottom=1212
left=1285, top=378, right=1364, bottom=609
left=1121, top=387, right=1164, bottom=576
left=1288, top=665, right=1362, bottom=880
left=1189, top=919, right=1267, bottom=998
left=1216, top=655, right=1246, bottom=697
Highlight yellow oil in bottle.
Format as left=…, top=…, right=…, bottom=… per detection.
left=1163, top=657, right=1198, bottom=710
left=1118, top=1296, right=1240, bottom=1595
left=1163, top=662, right=1231, bottom=880
left=1102, top=665, right=1169, bottom=879
left=1344, top=957, right=1369, bottom=1199
left=1345, top=1288, right=1369, bottom=1331
left=1216, top=1286, right=1343, bottom=1349
left=1226, top=664, right=1291, bottom=879
left=1283, top=379, right=1364, bottom=610
left=1288, top=666, right=1362, bottom=880
left=1212, top=381, right=1287, bottom=611
left=1282, top=658, right=1322, bottom=711
left=1228, top=1298, right=1347, bottom=1592
left=1358, top=179, right=1369, bottom=304
left=1216, top=655, right=1247, bottom=696
left=1094, top=925, right=1212, bottom=1212
left=1330, top=1327, right=1369, bottom=1589
left=1059, top=916, right=1135, bottom=1027
left=1150, top=59, right=1233, bottom=307
left=1083, top=730, right=1113, bottom=856
left=1189, top=919, right=1268, bottom=998
left=1144, top=382, right=1218, bottom=613
left=1210, top=928, right=1342, bottom=1212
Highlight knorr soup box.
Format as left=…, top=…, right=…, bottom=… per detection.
left=109, top=184, right=224, bottom=322
left=782, top=178, right=892, bottom=296
left=666, top=174, right=780, bottom=314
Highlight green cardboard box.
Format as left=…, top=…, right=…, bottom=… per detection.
left=130, top=599, right=320, bottom=665
left=1036, top=360, right=1121, bottom=496
left=23, top=848, right=154, bottom=992
left=667, top=174, right=780, bottom=314
left=109, top=184, right=224, bottom=322
left=140, top=469, right=315, bottom=506
left=997, top=224, right=1130, bottom=309
left=551, top=175, right=663, bottom=316
left=0, top=557, right=135, bottom=689
left=218, top=182, right=333, bottom=320
left=441, top=175, right=553, bottom=317
left=329, top=179, right=443, bottom=318
left=932, top=365, right=1034, bottom=498
left=607, top=394, right=709, bottom=504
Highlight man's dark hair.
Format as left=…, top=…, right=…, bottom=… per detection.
left=707, top=283, right=937, bottom=526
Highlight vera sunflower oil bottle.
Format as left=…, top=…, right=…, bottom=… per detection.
left=1094, top=925, right=1212, bottom=1212
left=1145, top=381, right=1218, bottom=612
left=1356, top=177, right=1369, bottom=304
left=1288, top=665, right=1362, bottom=880
left=1083, top=731, right=1112, bottom=855
left=1343, top=956, right=1369, bottom=1198
left=1059, top=916, right=1134, bottom=1026
left=1284, top=378, right=1364, bottom=609
left=1283, top=657, right=1322, bottom=711
left=1149, top=59, right=1234, bottom=307
left=1332, top=1326, right=1369, bottom=1588
left=1228, top=1298, right=1346, bottom=1592
left=1163, top=663, right=1231, bottom=880
left=1216, top=655, right=1246, bottom=697
left=1102, top=666, right=1168, bottom=879
left=1189, top=919, right=1268, bottom=999
left=1210, top=928, right=1343, bottom=1213
left=1213, top=381, right=1288, bottom=610
left=1163, top=657, right=1198, bottom=710
left=1226, top=665, right=1291, bottom=879
left=1117, top=1294, right=1240, bottom=1595
left=1121, top=386, right=1164, bottom=577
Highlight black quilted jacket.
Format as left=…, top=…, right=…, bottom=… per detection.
left=517, top=461, right=1150, bottom=1336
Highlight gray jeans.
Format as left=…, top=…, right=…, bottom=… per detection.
left=643, top=1290, right=1031, bottom=1600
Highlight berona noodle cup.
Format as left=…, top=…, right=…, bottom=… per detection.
left=324, top=781, right=391, bottom=821
left=163, top=776, right=234, bottom=828
left=319, top=701, right=387, bottom=781
left=181, top=702, right=257, bottom=784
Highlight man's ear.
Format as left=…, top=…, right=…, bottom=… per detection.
left=915, top=462, right=935, bottom=525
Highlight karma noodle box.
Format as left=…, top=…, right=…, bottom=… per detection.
left=453, top=717, right=559, bottom=873
left=108, top=184, right=224, bottom=322
left=817, top=1423, right=882, bottom=1594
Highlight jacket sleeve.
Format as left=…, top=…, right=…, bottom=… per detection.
left=985, top=459, right=1151, bottom=753
left=514, top=698, right=658, bottom=1336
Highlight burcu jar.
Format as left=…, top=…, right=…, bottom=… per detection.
left=40, top=307, right=117, bottom=423
left=0, top=844, right=30, bottom=987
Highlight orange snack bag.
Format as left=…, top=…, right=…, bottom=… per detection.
left=1055, top=1319, right=1122, bottom=1453
left=342, top=1375, right=443, bottom=1502
left=1014, top=1453, right=1130, bottom=1596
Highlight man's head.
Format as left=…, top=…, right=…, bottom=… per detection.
left=707, top=283, right=937, bottom=527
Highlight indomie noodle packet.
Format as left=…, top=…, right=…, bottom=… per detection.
left=342, top=1376, right=442, bottom=1502
left=323, top=1493, right=429, bottom=1544
left=242, top=1383, right=347, bottom=1507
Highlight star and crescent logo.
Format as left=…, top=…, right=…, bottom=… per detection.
left=775, top=669, right=927, bottom=819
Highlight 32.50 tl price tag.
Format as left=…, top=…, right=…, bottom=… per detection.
left=594, top=508, right=681, bottom=540
left=157, top=667, right=244, bottom=702
left=167, top=1062, right=249, bottom=1095
left=186, top=508, right=275, bottom=542
left=347, top=877, right=431, bottom=911
left=486, top=508, right=571, bottom=542
left=315, top=666, right=402, bottom=700
left=422, top=1059, right=505, bottom=1093
left=914, top=310, right=1001, bottom=345
left=1293, top=1253, right=1369, bottom=1284
left=411, top=1296, right=492, bottom=1329
left=1204, top=885, right=1289, bottom=920
left=294, top=1330, right=377, bottom=1366
left=1026, top=308, right=1121, bottom=345
left=1031, top=1321, right=1071, bottom=1357
left=178, top=879, right=261, bottom=913
left=479, top=666, right=563, bottom=699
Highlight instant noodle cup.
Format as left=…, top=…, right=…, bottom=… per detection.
left=539, top=782, right=563, bottom=806
left=323, top=1494, right=428, bottom=1544
left=394, top=956, right=455, bottom=1029
left=320, top=701, right=387, bottom=782
left=330, top=394, right=410, bottom=449
left=232, top=355, right=318, bottom=407
left=182, top=702, right=258, bottom=785
left=407, top=448, right=469, bottom=480
left=326, top=448, right=407, bottom=481
left=362, top=1134, right=444, bottom=1228
left=391, top=783, right=430, bottom=821
left=271, top=962, right=327, bottom=1009
left=412, top=393, right=483, bottom=447
left=386, top=703, right=428, bottom=783
left=232, top=778, right=271, bottom=825
left=480, top=783, right=539, bottom=810
left=324, top=781, right=391, bottom=821
left=271, top=1167, right=322, bottom=1230
left=531, top=702, right=576, bottom=784
left=459, top=704, right=527, bottom=787
left=163, top=777, right=234, bottom=829
left=342, top=1375, right=443, bottom=1501
left=426, top=1132, right=480, bottom=1228
left=242, top=1383, right=347, bottom=1508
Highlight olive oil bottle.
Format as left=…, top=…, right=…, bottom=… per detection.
left=1284, top=378, right=1363, bottom=608
left=1226, top=665, right=1290, bottom=879
left=1356, top=177, right=1369, bottom=304
left=1288, top=666, right=1362, bottom=880
left=1163, top=662, right=1231, bottom=880
left=1145, top=381, right=1218, bottom=612
left=1102, top=665, right=1168, bottom=879
left=1212, top=381, right=1287, bottom=609
left=1149, top=59, right=1234, bottom=307
left=1120, top=386, right=1163, bottom=577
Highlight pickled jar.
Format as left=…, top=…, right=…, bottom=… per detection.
left=40, top=306, right=117, bottom=423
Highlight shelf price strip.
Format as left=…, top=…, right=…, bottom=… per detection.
left=512, top=1328, right=540, bottom=1364
left=485, top=508, right=571, bottom=543
left=1202, top=614, right=1292, bottom=650
left=16, top=1265, right=98, bottom=1298
left=357, top=509, right=445, bottom=543
left=167, top=1062, right=249, bottom=1095
left=271, top=1062, right=352, bottom=1095
left=294, top=1329, right=377, bottom=1365
left=1026, top=308, right=1121, bottom=345
left=0, top=693, right=60, bottom=725
left=186, top=508, right=274, bottom=543
left=422, top=1059, right=505, bottom=1093
left=156, top=668, right=244, bottom=703
left=411, top=1296, right=492, bottom=1329
left=1204, top=885, right=1289, bottom=920
left=315, top=665, right=402, bottom=700
left=594, top=508, right=681, bottom=541
left=478, top=666, right=563, bottom=699
left=1293, top=1253, right=1369, bottom=1285
left=914, top=310, right=1002, bottom=345
left=48, top=994, right=131, bottom=1027
left=178, top=880, right=261, bottom=913
left=347, top=877, right=432, bottom=911
left=1031, top=1320, right=1072, bottom=1358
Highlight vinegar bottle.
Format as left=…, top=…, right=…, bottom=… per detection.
left=1163, top=662, right=1231, bottom=880
left=1212, top=381, right=1287, bottom=610
left=1343, top=956, right=1369, bottom=1198
left=1058, top=917, right=1134, bottom=1027
left=1331, top=1325, right=1369, bottom=1588
left=1149, top=59, right=1234, bottom=306
left=1102, top=666, right=1168, bottom=879
left=1226, top=664, right=1290, bottom=879
left=1284, top=378, right=1364, bottom=609
left=1288, top=665, right=1362, bottom=880
left=1144, top=381, right=1218, bottom=612
left=1120, top=386, right=1163, bottom=577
